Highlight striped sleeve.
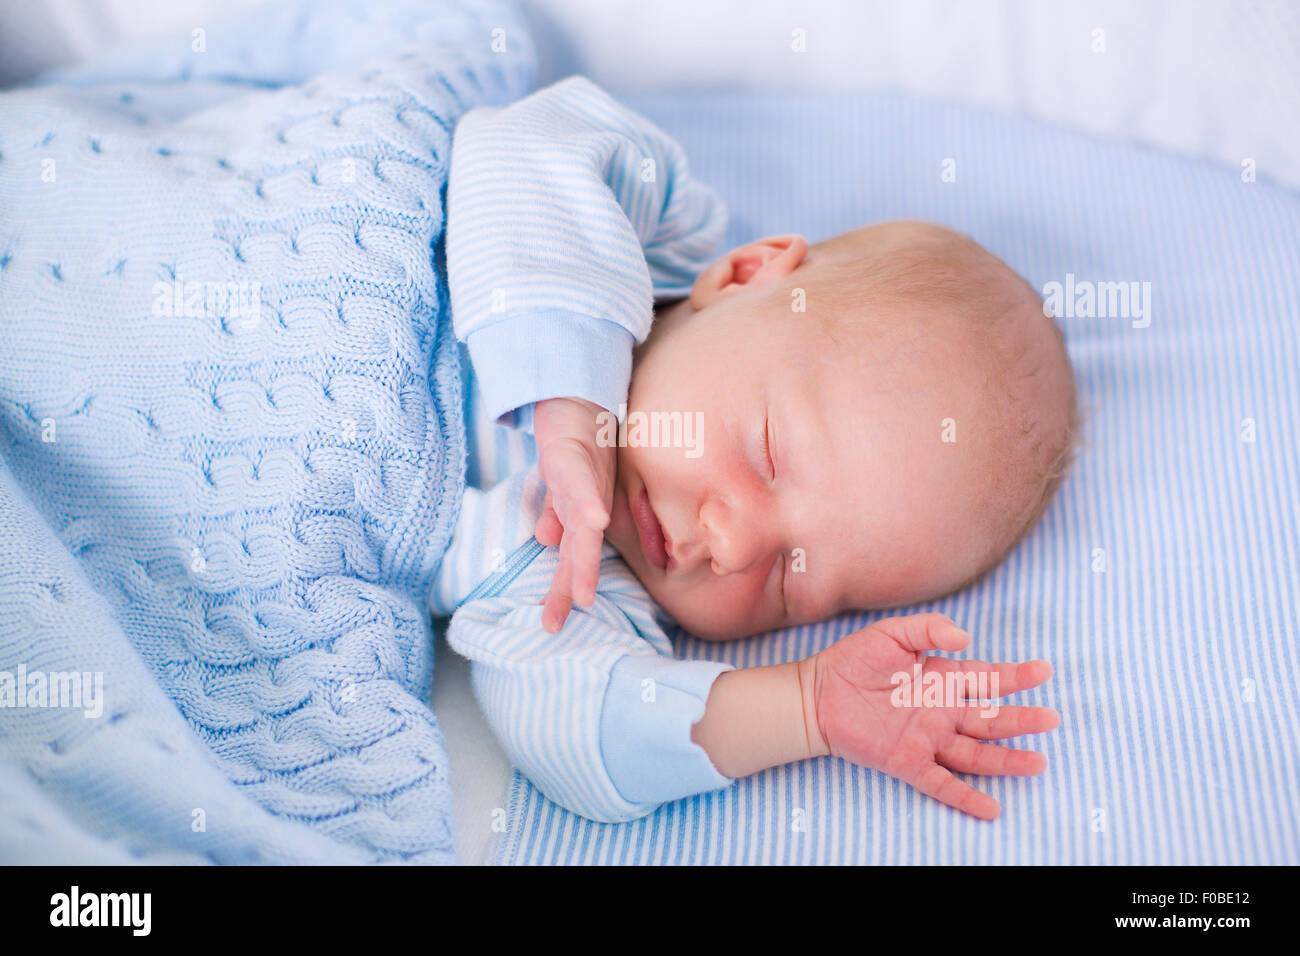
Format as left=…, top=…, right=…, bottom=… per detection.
left=445, top=551, right=735, bottom=824
left=445, top=74, right=727, bottom=422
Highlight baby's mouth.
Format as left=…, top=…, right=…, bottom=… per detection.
left=631, top=487, right=670, bottom=571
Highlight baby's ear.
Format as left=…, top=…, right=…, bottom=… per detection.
left=689, top=234, right=807, bottom=309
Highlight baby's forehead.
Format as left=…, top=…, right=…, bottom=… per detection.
left=785, top=319, right=1016, bottom=483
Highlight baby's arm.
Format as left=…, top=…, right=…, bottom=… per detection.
left=447, top=75, right=726, bottom=629
left=691, top=613, right=1060, bottom=819
left=453, top=578, right=1055, bottom=822
left=447, top=557, right=736, bottom=824
left=446, top=73, right=726, bottom=423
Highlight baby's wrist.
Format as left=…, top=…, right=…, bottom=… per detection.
left=798, top=655, right=831, bottom=760
left=692, top=660, right=823, bottom=778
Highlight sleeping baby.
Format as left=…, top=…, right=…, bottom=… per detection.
left=436, top=76, right=1076, bottom=823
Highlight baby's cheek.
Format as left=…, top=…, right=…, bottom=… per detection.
left=665, top=574, right=773, bottom=641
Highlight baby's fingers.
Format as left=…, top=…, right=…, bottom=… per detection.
left=544, top=490, right=606, bottom=609
left=926, top=657, right=1055, bottom=696
left=566, top=521, right=604, bottom=607
left=872, top=613, right=970, bottom=654
left=546, top=446, right=611, bottom=532
left=541, top=539, right=575, bottom=633
left=957, top=705, right=1060, bottom=740
left=911, top=763, right=1001, bottom=820
left=541, top=520, right=606, bottom=632
left=534, top=491, right=563, bottom=547
left=938, top=736, right=1047, bottom=777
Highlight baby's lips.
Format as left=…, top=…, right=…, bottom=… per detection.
left=631, top=487, right=668, bottom=570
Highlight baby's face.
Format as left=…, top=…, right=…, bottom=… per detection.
left=603, top=237, right=1004, bottom=640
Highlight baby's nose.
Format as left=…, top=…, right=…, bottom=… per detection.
left=699, top=498, right=766, bottom=575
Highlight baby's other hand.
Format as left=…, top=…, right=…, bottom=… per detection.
left=532, top=397, right=616, bottom=632
left=808, top=613, right=1059, bottom=819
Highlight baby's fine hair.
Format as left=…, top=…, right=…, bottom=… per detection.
left=805, top=220, right=1081, bottom=584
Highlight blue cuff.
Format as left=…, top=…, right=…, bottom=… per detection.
left=465, top=310, right=634, bottom=423
left=599, top=654, right=736, bottom=807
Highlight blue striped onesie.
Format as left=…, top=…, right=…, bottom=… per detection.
left=432, top=76, right=737, bottom=823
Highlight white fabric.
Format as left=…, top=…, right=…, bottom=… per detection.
left=521, top=0, right=1300, bottom=190
left=8, top=2, right=1299, bottom=190
left=10, top=1, right=1300, bottom=189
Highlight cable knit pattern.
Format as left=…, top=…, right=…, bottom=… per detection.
left=0, top=0, right=535, bottom=863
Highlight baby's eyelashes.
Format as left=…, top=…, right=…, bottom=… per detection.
left=758, top=414, right=776, bottom=480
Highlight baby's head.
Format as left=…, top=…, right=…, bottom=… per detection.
left=604, top=220, right=1078, bottom=640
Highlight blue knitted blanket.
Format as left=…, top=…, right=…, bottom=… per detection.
left=0, top=0, right=534, bottom=863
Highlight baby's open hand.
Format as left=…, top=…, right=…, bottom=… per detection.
left=808, top=613, right=1059, bottom=819
left=532, top=397, right=616, bottom=632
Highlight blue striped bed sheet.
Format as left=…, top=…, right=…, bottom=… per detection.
left=488, top=89, right=1300, bottom=865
